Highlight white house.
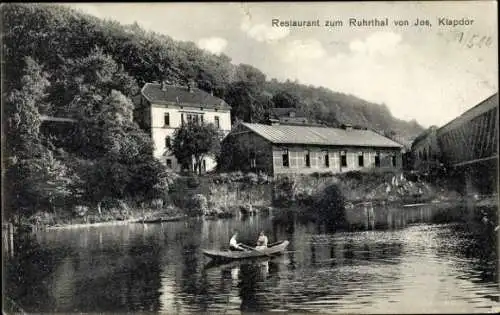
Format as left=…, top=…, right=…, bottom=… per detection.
left=135, top=81, right=232, bottom=172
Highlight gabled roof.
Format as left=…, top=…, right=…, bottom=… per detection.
left=141, top=83, right=231, bottom=110
left=240, top=122, right=403, bottom=148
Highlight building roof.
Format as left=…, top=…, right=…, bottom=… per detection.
left=40, top=115, right=76, bottom=123
left=411, top=126, right=438, bottom=149
left=437, top=92, right=498, bottom=135
left=271, top=107, right=307, bottom=118
left=241, top=122, right=403, bottom=148
left=141, top=83, right=231, bottom=110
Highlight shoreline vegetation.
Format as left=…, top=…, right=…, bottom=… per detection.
left=8, top=170, right=498, bottom=231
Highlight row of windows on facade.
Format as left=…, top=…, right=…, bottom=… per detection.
left=163, top=113, right=220, bottom=128
left=278, top=150, right=397, bottom=168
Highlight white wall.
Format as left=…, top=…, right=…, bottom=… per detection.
left=150, top=103, right=231, bottom=172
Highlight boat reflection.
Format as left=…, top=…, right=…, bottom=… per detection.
left=201, top=257, right=282, bottom=312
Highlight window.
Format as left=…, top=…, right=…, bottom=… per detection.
left=166, top=159, right=172, bottom=168
left=358, top=152, right=364, bottom=167
left=375, top=152, right=380, bottom=167
left=214, top=116, right=220, bottom=129
left=305, top=150, right=311, bottom=167
left=165, top=136, right=171, bottom=148
left=324, top=151, right=329, bottom=167
left=164, top=113, right=170, bottom=126
left=282, top=149, right=289, bottom=167
left=341, top=151, right=347, bottom=167
left=181, top=113, right=185, bottom=126
left=250, top=152, right=256, bottom=169
left=184, top=113, right=203, bottom=125
left=392, top=154, right=397, bottom=167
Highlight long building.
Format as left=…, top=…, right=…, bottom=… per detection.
left=222, top=121, right=404, bottom=176
left=411, top=92, right=498, bottom=171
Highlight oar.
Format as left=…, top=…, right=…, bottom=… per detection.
left=240, top=243, right=272, bottom=257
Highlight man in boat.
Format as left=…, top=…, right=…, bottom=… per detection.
left=229, top=232, right=246, bottom=251
left=255, top=231, right=268, bottom=250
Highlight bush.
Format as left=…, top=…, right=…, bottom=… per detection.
left=72, top=205, right=89, bottom=217
left=258, top=172, right=270, bottom=184
left=187, top=193, right=208, bottom=216
left=187, top=176, right=201, bottom=188
left=229, top=171, right=244, bottom=182
left=313, top=183, right=347, bottom=226
left=245, top=172, right=259, bottom=184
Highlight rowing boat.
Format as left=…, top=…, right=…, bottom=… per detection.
left=202, top=240, right=289, bottom=261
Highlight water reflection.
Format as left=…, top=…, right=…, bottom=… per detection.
left=4, top=205, right=499, bottom=313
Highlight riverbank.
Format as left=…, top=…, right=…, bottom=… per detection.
left=5, top=171, right=497, bottom=231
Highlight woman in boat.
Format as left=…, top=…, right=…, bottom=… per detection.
left=229, top=232, right=245, bottom=251
left=255, top=231, right=268, bottom=250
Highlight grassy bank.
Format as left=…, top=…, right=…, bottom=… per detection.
left=9, top=170, right=489, bottom=230
left=273, top=169, right=463, bottom=207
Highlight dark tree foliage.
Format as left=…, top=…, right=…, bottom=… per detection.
left=271, top=91, right=301, bottom=109
left=169, top=122, right=223, bottom=175
left=224, top=81, right=272, bottom=123
left=217, top=133, right=272, bottom=173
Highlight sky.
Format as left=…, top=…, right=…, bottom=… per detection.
left=64, top=2, right=498, bottom=128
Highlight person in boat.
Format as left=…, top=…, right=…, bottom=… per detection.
left=229, top=232, right=246, bottom=251
left=255, top=231, right=268, bottom=250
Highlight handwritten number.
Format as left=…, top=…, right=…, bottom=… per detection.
left=467, top=34, right=477, bottom=48
left=457, top=33, right=492, bottom=49
left=484, top=37, right=492, bottom=47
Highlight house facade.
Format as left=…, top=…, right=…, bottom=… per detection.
left=136, top=81, right=232, bottom=172
left=221, top=121, right=404, bottom=176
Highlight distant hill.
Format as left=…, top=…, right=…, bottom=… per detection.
left=2, top=3, right=424, bottom=145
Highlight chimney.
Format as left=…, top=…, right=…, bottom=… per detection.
left=268, top=118, right=280, bottom=126
left=187, top=80, right=195, bottom=93
left=161, top=80, right=167, bottom=91
left=342, top=123, right=353, bottom=131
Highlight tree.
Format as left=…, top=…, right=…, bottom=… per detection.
left=2, top=57, right=73, bottom=218
left=271, top=91, right=300, bottom=109
left=217, top=133, right=272, bottom=173
left=170, top=122, right=223, bottom=175
left=224, top=81, right=271, bottom=123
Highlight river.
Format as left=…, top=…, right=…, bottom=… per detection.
left=4, top=205, right=499, bottom=313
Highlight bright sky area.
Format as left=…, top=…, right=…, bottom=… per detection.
left=65, top=2, right=498, bottom=128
